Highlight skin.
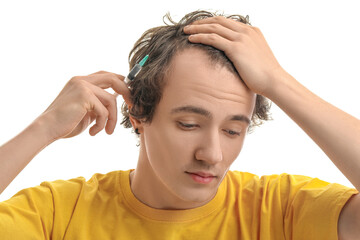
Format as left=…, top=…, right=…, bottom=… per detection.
left=1, top=15, right=359, bottom=239
left=0, top=71, right=131, bottom=194
left=129, top=48, right=256, bottom=209
left=183, top=16, right=360, bottom=239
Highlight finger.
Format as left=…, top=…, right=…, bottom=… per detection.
left=87, top=94, right=110, bottom=136
left=188, top=33, right=233, bottom=53
left=86, top=83, right=118, bottom=135
left=112, top=78, right=132, bottom=107
left=90, top=73, right=129, bottom=100
left=77, top=72, right=132, bottom=106
left=86, top=72, right=125, bottom=88
left=112, top=73, right=126, bottom=81
left=184, top=23, right=239, bottom=41
left=89, top=70, right=108, bottom=75
left=89, top=71, right=125, bottom=81
left=190, top=16, right=248, bottom=33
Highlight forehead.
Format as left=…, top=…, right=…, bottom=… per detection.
left=158, top=48, right=256, bottom=119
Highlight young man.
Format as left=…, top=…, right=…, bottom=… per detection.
left=0, top=10, right=359, bottom=239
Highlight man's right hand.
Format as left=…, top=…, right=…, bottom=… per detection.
left=38, top=71, right=132, bottom=141
left=0, top=70, right=131, bottom=193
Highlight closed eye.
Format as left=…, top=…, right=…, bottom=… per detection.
left=177, top=121, right=198, bottom=129
left=178, top=121, right=241, bottom=136
left=223, top=129, right=241, bottom=136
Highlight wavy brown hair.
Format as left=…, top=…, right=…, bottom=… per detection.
left=121, top=10, right=272, bottom=135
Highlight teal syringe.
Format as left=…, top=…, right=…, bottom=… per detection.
left=114, top=55, right=149, bottom=98
left=124, top=55, right=149, bottom=84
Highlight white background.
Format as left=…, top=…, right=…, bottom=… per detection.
left=0, top=0, right=359, bottom=201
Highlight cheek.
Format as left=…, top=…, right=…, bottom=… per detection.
left=143, top=123, right=197, bottom=167
left=221, top=135, right=246, bottom=164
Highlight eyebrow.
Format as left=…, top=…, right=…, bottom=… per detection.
left=170, top=105, right=250, bottom=124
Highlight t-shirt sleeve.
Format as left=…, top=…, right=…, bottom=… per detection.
left=0, top=184, right=54, bottom=239
left=280, top=174, right=359, bottom=240
left=0, top=177, right=86, bottom=239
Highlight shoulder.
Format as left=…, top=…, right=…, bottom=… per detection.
left=338, top=193, right=360, bottom=240
left=227, top=171, right=359, bottom=239
left=40, top=169, right=128, bottom=195
left=226, top=170, right=315, bottom=189
left=226, top=170, right=357, bottom=208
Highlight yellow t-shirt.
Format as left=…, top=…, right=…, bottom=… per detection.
left=0, top=170, right=358, bottom=239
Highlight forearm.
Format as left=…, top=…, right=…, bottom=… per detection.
left=0, top=116, right=55, bottom=194
left=266, top=71, right=360, bottom=190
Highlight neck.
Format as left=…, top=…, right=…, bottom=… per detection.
left=129, top=145, right=213, bottom=210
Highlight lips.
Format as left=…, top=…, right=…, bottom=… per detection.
left=186, top=171, right=216, bottom=178
left=186, top=171, right=216, bottom=184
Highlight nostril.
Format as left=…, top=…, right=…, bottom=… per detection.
left=195, top=148, right=223, bottom=164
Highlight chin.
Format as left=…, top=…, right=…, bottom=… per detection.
left=177, top=186, right=218, bottom=204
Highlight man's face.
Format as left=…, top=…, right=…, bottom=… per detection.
left=140, top=48, right=256, bottom=205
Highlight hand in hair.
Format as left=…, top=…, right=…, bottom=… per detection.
left=183, top=16, right=286, bottom=97
left=39, top=71, right=131, bottom=140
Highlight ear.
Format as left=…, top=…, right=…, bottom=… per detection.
left=129, top=115, right=144, bottom=134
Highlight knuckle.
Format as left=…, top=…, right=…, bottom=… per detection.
left=242, top=26, right=251, bottom=35
left=188, top=24, right=197, bottom=31
left=252, top=26, right=260, bottom=32
left=69, top=77, right=88, bottom=89
left=108, top=108, right=117, bottom=120
left=102, top=73, right=115, bottom=84
left=73, top=79, right=87, bottom=88
left=79, top=88, right=92, bottom=100
left=105, top=93, right=117, bottom=106
left=238, top=32, right=249, bottom=41
left=111, top=75, right=120, bottom=84
left=97, top=111, right=108, bottom=123
left=69, top=77, right=81, bottom=87
left=214, top=16, right=225, bottom=22
left=102, top=109, right=110, bottom=120
left=94, top=70, right=107, bottom=74
left=70, top=76, right=81, bottom=82
left=234, top=32, right=243, bottom=41
left=209, top=33, right=218, bottom=41
left=73, top=80, right=92, bottom=98
left=209, top=23, right=221, bottom=31
left=111, top=95, right=118, bottom=105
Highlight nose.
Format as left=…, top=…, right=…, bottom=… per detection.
left=195, top=130, right=223, bottom=165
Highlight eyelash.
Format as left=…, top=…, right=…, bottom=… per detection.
left=226, top=130, right=241, bottom=136
left=178, top=122, right=198, bottom=129
left=177, top=122, right=241, bottom=136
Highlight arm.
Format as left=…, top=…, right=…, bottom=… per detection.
left=184, top=16, right=360, bottom=191
left=267, top=69, right=360, bottom=240
left=0, top=71, right=131, bottom=194
left=267, top=70, right=360, bottom=190
left=0, top=117, right=54, bottom=194
left=184, top=16, right=360, bottom=239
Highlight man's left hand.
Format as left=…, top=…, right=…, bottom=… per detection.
left=183, top=16, right=285, bottom=96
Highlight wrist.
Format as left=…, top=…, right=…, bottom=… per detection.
left=262, top=68, right=296, bottom=102
left=30, top=114, right=58, bottom=146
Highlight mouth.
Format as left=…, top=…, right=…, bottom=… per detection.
left=186, top=171, right=217, bottom=178
left=185, top=171, right=217, bottom=184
